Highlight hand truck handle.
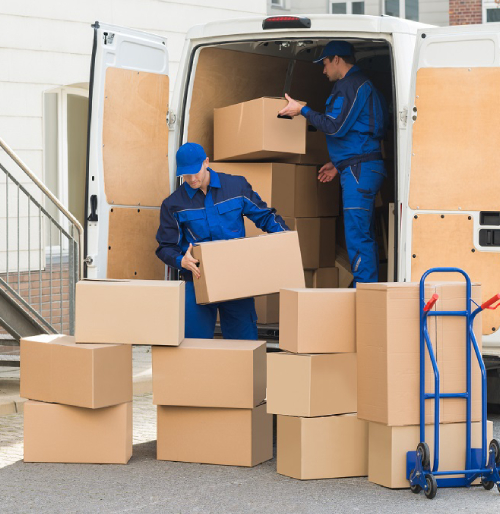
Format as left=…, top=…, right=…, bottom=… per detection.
left=481, top=293, right=500, bottom=310
left=424, top=293, right=439, bottom=312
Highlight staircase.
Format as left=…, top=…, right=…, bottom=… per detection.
left=0, top=136, right=83, bottom=365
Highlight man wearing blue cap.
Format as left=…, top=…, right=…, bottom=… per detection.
left=156, top=142, right=288, bottom=340
left=279, top=40, right=388, bottom=286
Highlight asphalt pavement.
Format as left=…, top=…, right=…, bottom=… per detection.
left=1, top=393, right=500, bottom=514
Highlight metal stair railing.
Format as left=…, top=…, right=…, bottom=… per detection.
left=0, top=136, right=84, bottom=340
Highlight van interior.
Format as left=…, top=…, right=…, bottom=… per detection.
left=183, top=38, right=396, bottom=281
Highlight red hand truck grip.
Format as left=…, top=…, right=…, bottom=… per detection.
left=424, top=293, right=439, bottom=312
left=481, top=293, right=500, bottom=310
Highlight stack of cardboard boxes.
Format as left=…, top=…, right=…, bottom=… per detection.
left=152, top=339, right=273, bottom=467
left=21, top=279, right=185, bottom=464
left=356, top=281, right=492, bottom=488
left=212, top=97, right=342, bottom=325
left=267, top=288, right=369, bottom=479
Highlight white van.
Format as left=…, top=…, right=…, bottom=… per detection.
left=84, top=15, right=500, bottom=398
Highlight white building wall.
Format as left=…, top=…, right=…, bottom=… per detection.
left=419, top=0, right=449, bottom=26
left=0, top=0, right=266, bottom=273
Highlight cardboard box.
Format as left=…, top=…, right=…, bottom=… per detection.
left=212, top=162, right=339, bottom=218
left=277, top=413, right=368, bottom=479
left=152, top=339, right=266, bottom=408
left=214, top=97, right=306, bottom=161
left=278, top=125, right=330, bottom=165
left=23, top=401, right=132, bottom=464
left=20, top=334, right=132, bottom=409
left=267, top=352, right=357, bottom=417
left=255, top=294, right=279, bottom=324
left=279, top=288, right=356, bottom=354
left=282, top=217, right=336, bottom=270
left=283, top=218, right=320, bottom=270
left=304, top=269, right=314, bottom=288
left=192, top=232, right=305, bottom=304
left=356, top=282, right=482, bottom=426
left=313, top=267, right=339, bottom=288
left=368, top=420, right=493, bottom=488
left=75, top=279, right=185, bottom=346
left=157, top=403, right=273, bottom=467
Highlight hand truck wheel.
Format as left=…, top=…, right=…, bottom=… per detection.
left=489, top=439, right=500, bottom=465
left=417, top=442, right=431, bottom=470
left=410, top=483, right=422, bottom=494
left=424, top=474, right=437, bottom=499
left=481, top=479, right=495, bottom=490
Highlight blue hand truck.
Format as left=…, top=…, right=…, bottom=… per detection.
left=407, top=267, right=500, bottom=499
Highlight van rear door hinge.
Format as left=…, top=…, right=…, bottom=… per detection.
left=166, top=110, right=176, bottom=129
left=103, top=32, right=115, bottom=45
left=399, top=107, right=408, bottom=127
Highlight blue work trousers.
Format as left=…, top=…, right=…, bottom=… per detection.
left=340, top=160, right=386, bottom=286
left=184, top=281, right=258, bottom=340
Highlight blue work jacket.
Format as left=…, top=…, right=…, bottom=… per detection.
left=301, top=65, right=388, bottom=172
left=156, top=168, right=288, bottom=279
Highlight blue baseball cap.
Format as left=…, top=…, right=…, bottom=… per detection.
left=313, top=41, right=354, bottom=64
left=175, top=142, right=207, bottom=177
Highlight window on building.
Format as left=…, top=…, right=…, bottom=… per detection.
left=271, top=0, right=285, bottom=7
left=330, top=1, right=365, bottom=14
left=484, top=1, right=500, bottom=22
left=384, top=0, right=419, bottom=21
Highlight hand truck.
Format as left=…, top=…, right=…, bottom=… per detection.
left=407, top=267, right=500, bottom=499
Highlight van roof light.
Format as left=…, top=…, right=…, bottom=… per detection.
left=262, top=16, right=311, bottom=30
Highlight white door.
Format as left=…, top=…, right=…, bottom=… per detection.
left=402, top=23, right=500, bottom=348
left=85, top=22, right=170, bottom=281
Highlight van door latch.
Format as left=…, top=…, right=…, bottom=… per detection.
left=87, top=195, right=98, bottom=222
left=166, top=110, right=176, bottom=129
left=103, top=32, right=115, bottom=45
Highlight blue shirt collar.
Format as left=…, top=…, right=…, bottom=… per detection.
left=183, top=167, right=221, bottom=199
left=344, top=65, right=360, bottom=79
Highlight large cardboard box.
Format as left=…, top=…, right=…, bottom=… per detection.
left=20, top=334, right=132, bottom=408
left=214, top=97, right=306, bottom=161
left=267, top=352, right=357, bottom=417
left=283, top=218, right=320, bottom=270
left=356, top=282, right=482, bottom=426
left=23, top=401, right=132, bottom=464
left=279, top=289, right=356, bottom=354
left=75, top=279, right=185, bottom=346
left=283, top=217, right=336, bottom=270
left=277, top=413, right=368, bottom=479
left=152, top=339, right=266, bottom=408
left=192, top=232, right=305, bottom=304
left=157, top=403, right=273, bottom=467
left=278, top=125, right=330, bottom=165
left=368, top=420, right=493, bottom=488
left=213, top=162, right=339, bottom=219
left=255, top=294, right=279, bottom=324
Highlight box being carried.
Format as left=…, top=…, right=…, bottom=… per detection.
left=75, top=279, right=185, bottom=346
left=20, top=334, right=132, bottom=409
left=214, top=97, right=306, bottom=161
left=192, top=232, right=305, bottom=304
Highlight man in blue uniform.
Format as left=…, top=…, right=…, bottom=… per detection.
left=156, top=142, right=288, bottom=340
left=279, top=41, right=388, bottom=286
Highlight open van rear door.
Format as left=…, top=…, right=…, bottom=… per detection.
left=85, top=22, right=170, bottom=281
left=403, top=24, right=500, bottom=347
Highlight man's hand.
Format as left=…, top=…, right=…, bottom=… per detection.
left=318, top=162, right=338, bottom=183
left=278, top=93, right=304, bottom=118
left=181, top=243, right=201, bottom=279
